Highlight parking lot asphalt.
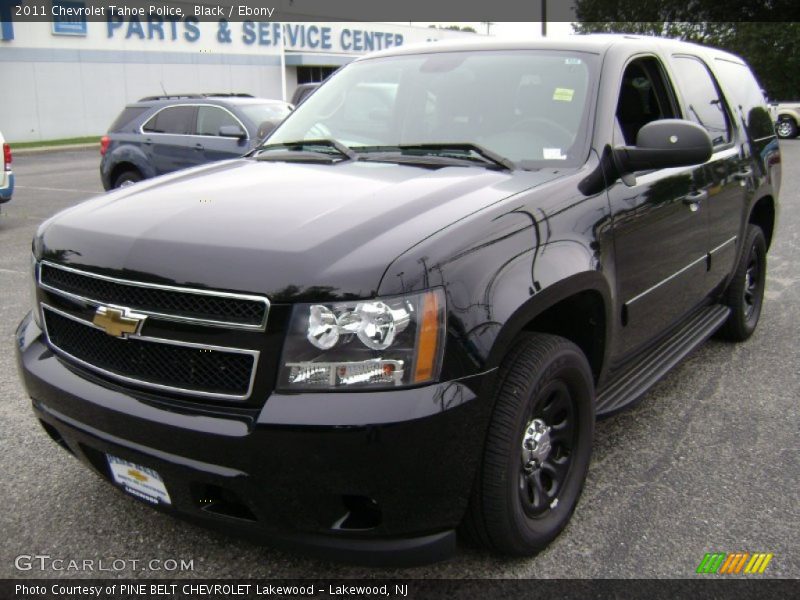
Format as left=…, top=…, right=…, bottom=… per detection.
left=0, top=145, right=798, bottom=579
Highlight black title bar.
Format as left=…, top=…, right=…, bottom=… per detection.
left=2, top=0, right=797, bottom=23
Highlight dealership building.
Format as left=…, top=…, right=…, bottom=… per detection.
left=0, top=14, right=473, bottom=142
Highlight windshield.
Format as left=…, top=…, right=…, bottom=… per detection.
left=266, top=50, right=597, bottom=168
left=239, top=103, right=292, bottom=124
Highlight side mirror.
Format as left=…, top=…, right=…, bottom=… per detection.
left=612, top=119, right=712, bottom=184
left=219, top=125, right=247, bottom=140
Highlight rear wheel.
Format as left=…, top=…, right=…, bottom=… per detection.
left=113, top=169, right=142, bottom=189
left=776, top=118, right=798, bottom=139
left=462, top=333, right=594, bottom=556
left=717, top=224, right=767, bottom=342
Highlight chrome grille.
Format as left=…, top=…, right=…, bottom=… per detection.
left=39, top=261, right=269, bottom=330
left=42, top=304, right=258, bottom=400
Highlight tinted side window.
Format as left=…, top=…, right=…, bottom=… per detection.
left=615, top=57, right=678, bottom=145
left=142, top=106, right=195, bottom=134
left=291, top=84, right=320, bottom=105
left=109, top=107, right=148, bottom=132
left=712, top=58, right=774, bottom=140
left=670, top=56, right=731, bottom=146
left=195, top=106, right=240, bottom=136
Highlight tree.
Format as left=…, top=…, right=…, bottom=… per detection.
left=573, top=1, right=800, bottom=99
left=573, top=0, right=797, bottom=23
left=427, top=24, right=478, bottom=33
left=446, top=25, right=477, bottom=33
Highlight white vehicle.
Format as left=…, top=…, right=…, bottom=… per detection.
left=0, top=130, right=13, bottom=209
left=769, top=101, right=800, bottom=138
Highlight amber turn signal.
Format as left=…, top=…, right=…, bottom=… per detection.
left=413, top=290, right=442, bottom=383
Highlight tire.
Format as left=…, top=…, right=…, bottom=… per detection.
left=461, top=333, right=595, bottom=556
left=776, top=118, right=798, bottom=139
left=113, top=169, right=142, bottom=189
left=717, top=224, right=767, bottom=342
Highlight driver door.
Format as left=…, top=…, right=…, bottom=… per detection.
left=606, top=56, right=713, bottom=358
left=194, top=105, right=250, bottom=163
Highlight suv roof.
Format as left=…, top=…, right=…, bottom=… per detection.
left=126, top=95, right=290, bottom=110
left=361, top=34, right=743, bottom=64
left=138, top=93, right=256, bottom=101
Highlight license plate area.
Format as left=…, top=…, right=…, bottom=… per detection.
left=106, top=454, right=172, bottom=506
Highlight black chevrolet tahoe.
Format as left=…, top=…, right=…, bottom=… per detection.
left=16, top=36, right=780, bottom=565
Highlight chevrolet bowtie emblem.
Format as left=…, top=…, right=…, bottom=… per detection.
left=127, top=469, right=148, bottom=483
left=92, top=306, right=146, bottom=338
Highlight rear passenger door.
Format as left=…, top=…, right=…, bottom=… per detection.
left=667, top=54, right=746, bottom=290
left=194, top=105, right=250, bottom=163
left=607, top=56, right=714, bottom=357
left=141, top=105, right=198, bottom=175
left=705, top=57, right=777, bottom=287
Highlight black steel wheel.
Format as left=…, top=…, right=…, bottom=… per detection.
left=518, top=379, right=577, bottom=518
left=461, top=333, right=594, bottom=556
left=718, top=224, right=767, bottom=342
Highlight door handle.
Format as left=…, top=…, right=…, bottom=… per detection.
left=682, top=190, right=707, bottom=212
left=684, top=190, right=708, bottom=202
left=143, top=139, right=152, bottom=145
left=734, top=167, right=753, bottom=186
left=194, top=143, right=204, bottom=150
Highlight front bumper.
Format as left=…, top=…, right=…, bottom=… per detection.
left=16, top=313, right=493, bottom=565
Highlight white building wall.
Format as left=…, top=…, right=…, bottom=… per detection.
left=0, top=59, right=285, bottom=141
left=0, top=21, right=473, bottom=142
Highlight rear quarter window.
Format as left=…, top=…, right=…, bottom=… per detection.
left=108, top=107, right=148, bottom=132
left=712, top=58, right=775, bottom=140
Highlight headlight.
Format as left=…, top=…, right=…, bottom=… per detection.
left=278, top=289, right=445, bottom=390
left=30, top=255, right=42, bottom=328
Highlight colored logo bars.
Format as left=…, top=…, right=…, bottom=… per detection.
left=696, top=552, right=774, bottom=574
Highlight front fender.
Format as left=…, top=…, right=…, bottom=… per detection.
left=482, top=267, right=612, bottom=373
left=377, top=178, right=614, bottom=384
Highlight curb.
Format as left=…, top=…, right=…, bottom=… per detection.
left=12, top=143, right=100, bottom=156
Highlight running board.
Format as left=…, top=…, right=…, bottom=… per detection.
left=595, top=305, right=731, bottom=418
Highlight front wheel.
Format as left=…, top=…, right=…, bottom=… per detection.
left=776, top=118, right=798, bottom=139
left=717, top=224, right=767, bottom=342
left=461, top=333, right=594, bottom=556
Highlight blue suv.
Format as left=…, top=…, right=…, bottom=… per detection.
left=100, top=94, right=292, bottom=190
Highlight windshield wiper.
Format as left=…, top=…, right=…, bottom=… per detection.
left=356, top=143, right=515, bottom=171
left=254, top=139, right=358, bottom=161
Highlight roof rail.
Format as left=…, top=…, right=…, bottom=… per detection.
left=138, top=93, right=255, bottom=101
left=138, top=94, right=204, bottom=101
left=203, top=93, right=255, bottom=98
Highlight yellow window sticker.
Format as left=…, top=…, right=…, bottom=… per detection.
left=553, top=88, right=574, bottom=102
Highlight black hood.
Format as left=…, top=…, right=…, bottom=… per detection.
left=38, top=158, right=562, bottom=301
